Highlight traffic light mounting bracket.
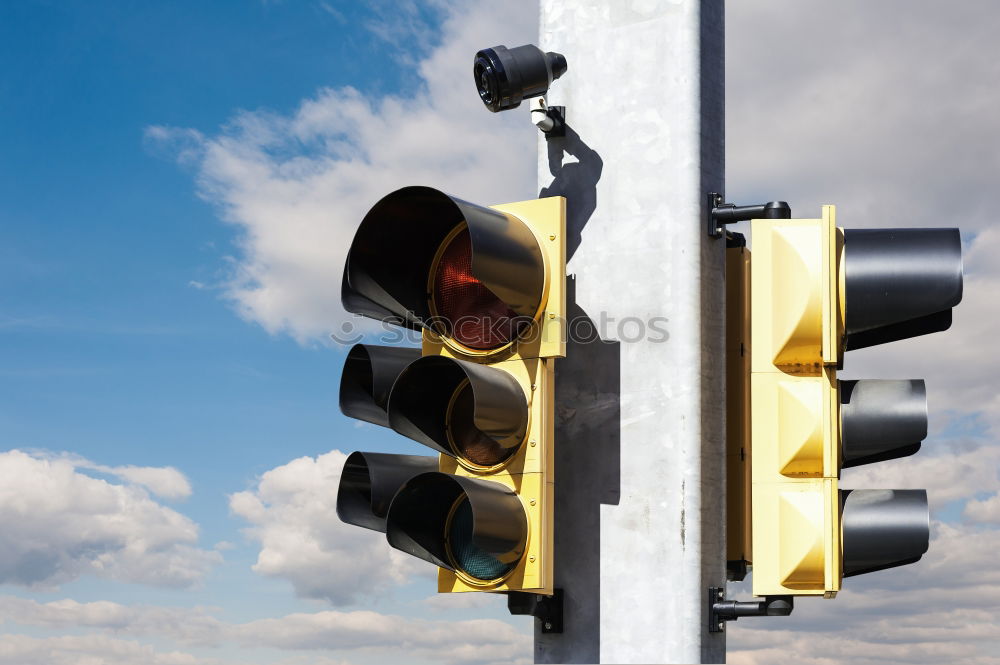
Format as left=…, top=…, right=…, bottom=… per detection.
left=708, top=586, right=794, bottom=633
left=508, top=588, right=564, bottom=633
left=707, top=191, right=791, bottom=238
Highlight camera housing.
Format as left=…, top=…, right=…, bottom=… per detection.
left=474, top=44, right=567, bottom=113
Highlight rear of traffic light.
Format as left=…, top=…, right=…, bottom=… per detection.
left=335, top=187, right=565, bottom=594
left=741, top=205, right=962, bottom=597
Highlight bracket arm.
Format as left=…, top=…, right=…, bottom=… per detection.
left=708, top=192, right=791, bottom=237
left=708, top=587, right=793, bottom=632
left=508, top=589, right=564, bottom=633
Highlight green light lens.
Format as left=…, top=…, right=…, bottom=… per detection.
left=447, top=498, right=515, bottom=581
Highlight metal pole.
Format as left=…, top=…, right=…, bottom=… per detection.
left=535, top=1, right=726, bottom=662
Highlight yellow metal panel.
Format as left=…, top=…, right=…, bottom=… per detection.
left=835, top=226, right=846, bottom=366
left=778, top=486, right=825, bottom=588
left=776, top=378, right=824, bottom=477
left=770, top=225, right=823, bottom=367
left=725, top=245, right=752, bottom=566
left=751, top=374, right=836, bottom=480
left=749, top=207, right=844, bottom=598
left=423, top=196, right=566, bottom=362
left=820, top=206, right=838, bottom=365
left=823, top=477, right=841, bottom=597
left=750, top=211, right=839, bottom=373
left=436, top=357, right=555, bottom=594
left=750, top=479, right=841, bottom=597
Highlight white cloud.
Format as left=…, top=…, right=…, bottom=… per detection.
left=729, top=522, right=1000, bottom=664
left=728, top=0, right=1000, bottom=232
left=422, top=592, right=508, bottom=612
left=229, top=450, right=428, bottom=605
left=0, top=634, right=228, bottom=665
left=150, top=0, right=539, bottom=343
left=234, top=610, right=530, bottom=663
left=0, top=596, right=223, bottom=645
left=0, top=595, right=530, bottom=665
left=964, top=494, right=1000, bottom=524
left=0, top=450, right=218, bottom=588
left=74, top=460, right=193, bottom=500
left=841, top=440, right=1000, bottom=509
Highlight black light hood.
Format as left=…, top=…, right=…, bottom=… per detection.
left=336, top=451, right=438, bottom=533
left=385, top=471, right=527, bottom=572
left=339, top=344, right=421, bottom=428
left=840, top=379, right=927, bottom=468
left=341, top=186, right=545, bottom=333
left=841, top=489, right=929, bottom=577
left=843, top=228, right=963, bottom=350
left=387, top=355, right=528, bottom=458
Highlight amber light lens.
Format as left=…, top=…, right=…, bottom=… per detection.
left=447, top=381, right=516, bottom=468
left=432, top=226, right=520, bottom=350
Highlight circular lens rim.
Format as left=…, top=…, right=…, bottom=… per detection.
left=444, top=377, right=522, bottom=472
left=474, top=60, right=496, bottom=105
left=444, top=495, right=519, bottom=586
left=473, top=50, right=507, bottom=112
left=427, top=222, right=525, bottom=357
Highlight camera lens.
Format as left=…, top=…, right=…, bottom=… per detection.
left=475, top=62, right=495, bottom=105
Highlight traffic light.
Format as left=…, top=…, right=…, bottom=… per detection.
left=734, top=205, right=962, bottom=597
left=335, top=186, right=565, bottom=595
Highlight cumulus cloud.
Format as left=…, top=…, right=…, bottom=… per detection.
left=422, top=592, right=508, bottom=613
left=0, top=597, right=224, bottom=646
left=0, top=634, right=229, bottom=665
left=0, top=596, right=530, bottom=665
left=964, top=494, right=1000, bottom=524
left=0, top=450, right=218, bottom=589
left=729, top=522, right=1000, bottom=663
left=149, top=0, right=538, bottom=343
left=72, top=459, right=193, bottom=500
left=229, top=450, right=428, bottom=605
left=727, top=0, right=1000, bottom=231
left=841, top=438, right=1000, bottom=510
left=235, top=610, right=529, bottom=663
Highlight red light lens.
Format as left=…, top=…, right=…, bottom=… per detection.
left=432, top=226, right=519, bottom=350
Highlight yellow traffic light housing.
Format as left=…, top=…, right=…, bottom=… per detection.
left=749, top=207, right=842, bottom=597
left=736, top=203, right=962, bottom=600
left=336, top=187, right=565, bottom=596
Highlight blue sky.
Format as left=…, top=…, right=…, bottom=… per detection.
left=0, top=0, right=379, bottom=575
left=2, top=1, right=1000, bottom=664
left=0, top=1, right=535, bottom=663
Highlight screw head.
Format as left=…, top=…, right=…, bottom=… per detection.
left=549, top=234, right=556, bottom=241
left=530, top=499, right=536, bottom=506
left=544, top=622, right=553, bottom=630
left=530, top=440, right=536, bottom=447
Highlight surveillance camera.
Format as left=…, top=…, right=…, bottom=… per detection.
left=473, top=44, right=567, bottom=113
